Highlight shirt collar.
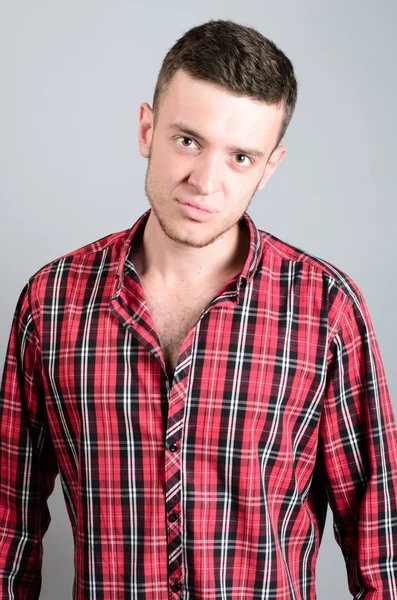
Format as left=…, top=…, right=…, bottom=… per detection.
left=111, top=207, right=264, bottom=299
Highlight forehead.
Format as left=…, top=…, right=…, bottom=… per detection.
left=158, top=69, right=283, bottom=148
left=160, top=69, right=282, bottom=123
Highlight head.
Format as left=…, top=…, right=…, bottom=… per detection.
left=139, top=19, right=298, bottom=249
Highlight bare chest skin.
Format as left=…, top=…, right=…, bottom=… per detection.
left=129, top=221, right=250, bottom=384
left=140, top=281, right=223, bottom=383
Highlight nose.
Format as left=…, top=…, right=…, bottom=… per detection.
left=187, top=153, right=222, bottom=196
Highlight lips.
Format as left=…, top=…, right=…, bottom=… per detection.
left=176, top=199, right=217, bottom=222
left=177, top=199, right=215, bottom=214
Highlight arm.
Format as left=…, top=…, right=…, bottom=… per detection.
left=317, top=287, right=397, bottom=598
left=0, top=281, right=59, bottom=599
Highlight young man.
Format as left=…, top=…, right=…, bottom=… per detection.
left=1, top=19, right=396, bottom=600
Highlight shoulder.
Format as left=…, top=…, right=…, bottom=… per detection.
left=29, top=227, right=129, bottom=281
left=25, top=227, right=131, bottom=313
left=258, top=227, right=366, bottom=329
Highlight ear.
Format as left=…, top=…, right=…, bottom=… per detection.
left=255, top=145, right=287, bottom=192
left=138, top=103, right=154, bottom=158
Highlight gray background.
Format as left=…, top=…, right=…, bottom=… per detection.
left=0, top=1, right=396, bottom=597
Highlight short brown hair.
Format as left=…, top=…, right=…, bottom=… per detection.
left=152, top=19, right=298, bottom=149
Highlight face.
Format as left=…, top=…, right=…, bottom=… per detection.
left=138, top=69, right=286, bottom=249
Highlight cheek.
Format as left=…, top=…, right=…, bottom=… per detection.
left=150, top=150, right=179, bottom=187
left=227, top=181, right=256, bottom=210
left=166, top=160, right=193, bottom=190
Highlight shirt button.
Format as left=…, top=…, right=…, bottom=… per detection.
left=169, top=512, right=178, bottom=522
left=171, top=582, right=181, bottom=592
left=169, top=443, right=178, bottom=452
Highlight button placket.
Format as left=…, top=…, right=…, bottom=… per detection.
left=165, top=378, right=187, bottom=597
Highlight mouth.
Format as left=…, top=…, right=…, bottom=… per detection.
left=177, top=199, right=215, bottom=214
left=176, top=199, right=217, bottom=222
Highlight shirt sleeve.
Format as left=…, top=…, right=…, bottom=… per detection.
left=317, top=286, right=397, bottom=598
left=0, top=281, right=59, bottom=599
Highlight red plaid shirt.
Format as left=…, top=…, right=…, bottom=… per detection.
left=1, top=207, right=397, bottom=599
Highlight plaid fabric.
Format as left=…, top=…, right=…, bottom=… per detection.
left=1, top=207, right=397, bottom=599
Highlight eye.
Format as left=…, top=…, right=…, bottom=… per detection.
left=234, top=153, right=252, bottom=166
left=176, top=136, right=198, bottom=149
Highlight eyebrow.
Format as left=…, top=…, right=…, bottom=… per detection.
left=167, top=121, right=265, bottom=159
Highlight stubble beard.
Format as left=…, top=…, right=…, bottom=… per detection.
left=144, top=157, right=256, bottom=250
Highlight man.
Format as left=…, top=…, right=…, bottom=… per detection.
left=1, top=18, right=396, bottom=600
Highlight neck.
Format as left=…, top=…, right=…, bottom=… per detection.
left=131, top=211, right=250, bottom=289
